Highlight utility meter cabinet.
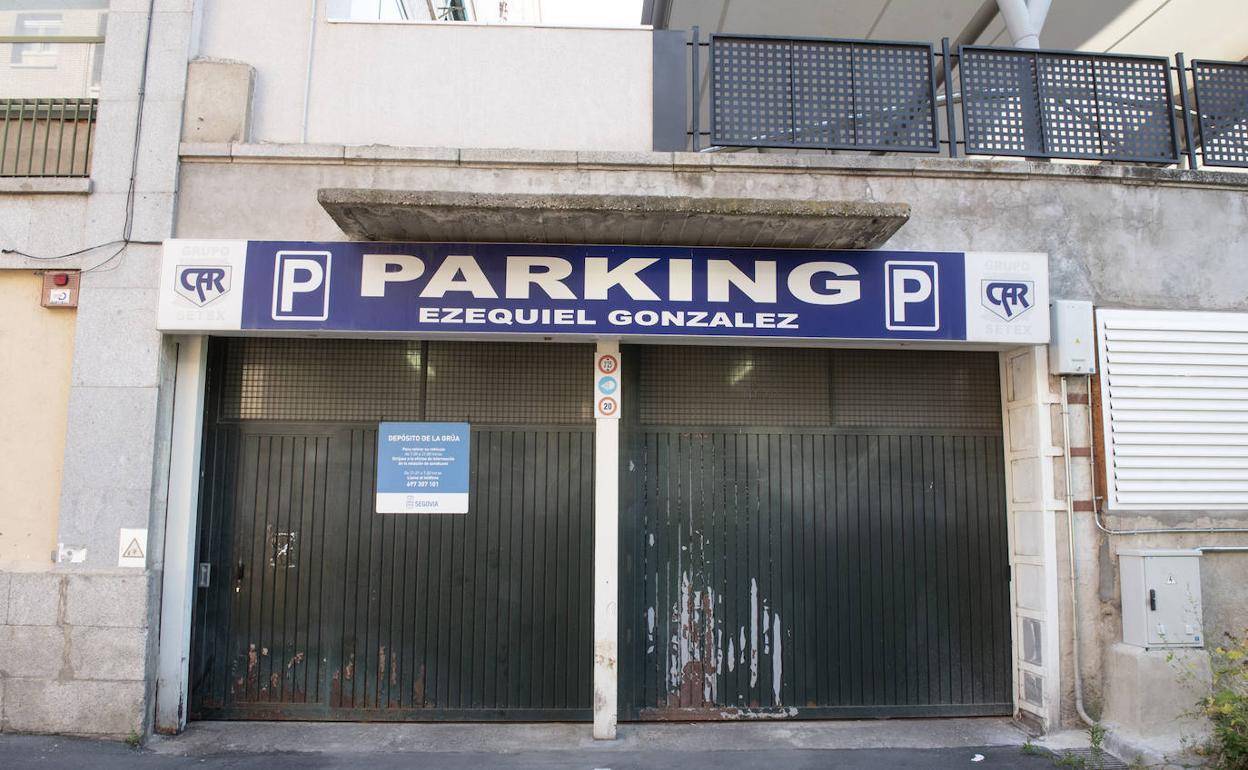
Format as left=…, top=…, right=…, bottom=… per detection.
left=1119, top=549, right=1203, bottom=649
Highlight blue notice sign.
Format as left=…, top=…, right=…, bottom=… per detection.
left=376, top=422, right=470, bottom=514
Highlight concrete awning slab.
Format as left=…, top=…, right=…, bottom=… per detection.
left=317, top=189, right=909, bottom=249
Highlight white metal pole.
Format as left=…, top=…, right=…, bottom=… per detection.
left=592, top=340, right=620, bottom=740
left=997, top=0, right=1049, bottom=49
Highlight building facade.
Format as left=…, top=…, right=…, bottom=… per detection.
left=1, top=0, right=1247, bottom=762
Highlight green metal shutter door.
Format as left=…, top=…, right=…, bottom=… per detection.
left=190, top=339, right=595, bottom=721
left=619, top=346, right=1012, bottom=719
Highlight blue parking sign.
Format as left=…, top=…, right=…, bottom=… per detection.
left=884, top=261, right=940, bottom=331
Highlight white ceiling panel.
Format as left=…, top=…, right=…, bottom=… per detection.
left=866, top=0, right=985, bottom=43
left=665, top=0, right=913, bottom=40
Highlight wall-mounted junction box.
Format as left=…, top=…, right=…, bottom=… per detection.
left=1049, top=300, right=1095, bottom=375
left=1119, top=549, right=1203, bottom=648
left=41, top=270, right=80, bottom=308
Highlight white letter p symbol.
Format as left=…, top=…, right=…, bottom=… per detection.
left=891, top=268, right=932, bottom=324
left=279, top=258, right=324, bottom=313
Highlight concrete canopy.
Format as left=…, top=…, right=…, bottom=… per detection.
left=317, top=189, right=909, bottom=249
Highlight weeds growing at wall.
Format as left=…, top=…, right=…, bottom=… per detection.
left=1199, top=631, right=1248, bottom=770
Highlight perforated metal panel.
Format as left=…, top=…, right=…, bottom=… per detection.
left=830, top=350, right=1001, bottom=431
left=1036, top=56, right=1100, bottom=156
left=958, top=49, right=1042, bottom=154
left=217, top=338, right=592, bottom=425
left=635, top=346, right=1000, bottom=432
left=1081, top=57, right=1175, bottom=161
left=850, top=44, right=937, bottom=151
left=1192, top=60, right=1248, bottom=168
left=220, top=338, right=424, bottom=421
left=638, top=346, right=831, bottom=427
left=961, top=46, right=1178, bottom=163
left=426, top=342, right=593, bottom=424
left=791, top=41, right=854, bottom=147
left=711, top=37, right=794, bottom=145
left=711, top=35, right=938, bottom=152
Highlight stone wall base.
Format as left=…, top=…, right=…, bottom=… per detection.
left=0, top=569, right=149, bottom=738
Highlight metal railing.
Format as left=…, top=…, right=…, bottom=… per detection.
left=686, top=29, right=1248, bottom=172
left=1, top=34, right=104, bottom=178
left=959, top=46, right=1178, bottom=164
left=1191, top=59, right=1248, bottom=169
left=0, top=98, right=98, bottom=177
left=709, top=34, right=939, bottom=153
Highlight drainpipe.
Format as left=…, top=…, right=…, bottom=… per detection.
left=1059, top=377, right=1096, bottom=727
left=996, top=0, right=1050, bottom=49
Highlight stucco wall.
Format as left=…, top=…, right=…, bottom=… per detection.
left=1200, top=552, right=1248, bottom=648
left=194, top=2, right=653, bottom=150
left=0, top=271, right=75, bottom=566
left=175, top=149, right=1248, bottom=312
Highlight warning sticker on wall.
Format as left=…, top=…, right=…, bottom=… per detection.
left=118, top=528, right=147, bottom=568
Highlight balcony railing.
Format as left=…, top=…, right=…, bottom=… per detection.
left=710, top=35, right=940, bottom=153
left=1, top=35, right=103, bottom=178
left=0, top=98, right=97, bottom=177
left=959, top=47, right=1178, bottom=164
left=687, top=31, right=1248, bottom=172
left=1192, top=60, right=1248, bottom=169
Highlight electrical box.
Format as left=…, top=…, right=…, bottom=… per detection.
left=1048, top=300, right=1095, bottom=375
left=1119, top=549, right=1203, bottom=648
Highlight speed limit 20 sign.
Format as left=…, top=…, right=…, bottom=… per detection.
left=595, top=353, right=621, bottom=419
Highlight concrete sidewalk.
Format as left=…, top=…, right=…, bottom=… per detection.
left=149, top=717, right=1035, bottom=755
left=2, top=736, right=1057, bottom=769
left=1, top=718, right=1110, bottom=769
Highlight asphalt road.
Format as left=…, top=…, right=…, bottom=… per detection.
left=0, top=735, right=1064, bottom=769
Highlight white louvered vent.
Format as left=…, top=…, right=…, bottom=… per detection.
left=1098, top=309, right=1248, bottom=510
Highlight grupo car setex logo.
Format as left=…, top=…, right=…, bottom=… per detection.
left=982, top=279, right=1034, bottom=321
left=174, top=265, right=231, bottom=307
